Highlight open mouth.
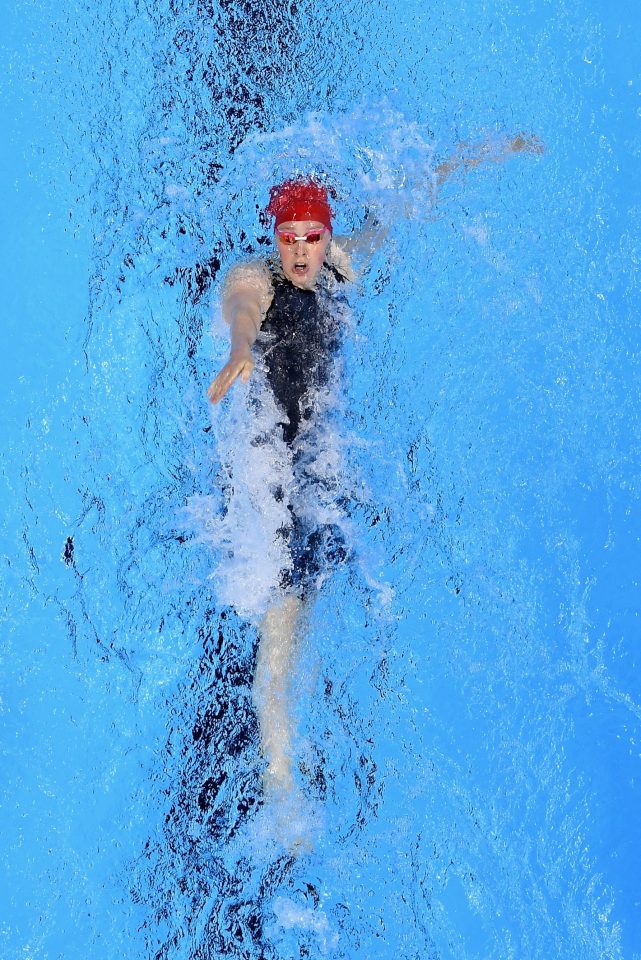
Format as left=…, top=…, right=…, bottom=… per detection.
left=293, top=261, right=308, bottom=275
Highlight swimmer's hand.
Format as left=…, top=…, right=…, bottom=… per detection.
left=509, top=133, right=545, bottom=156
left=435, top=132, right=545, bottom=188
left=207, top=348, right=254, bottom=403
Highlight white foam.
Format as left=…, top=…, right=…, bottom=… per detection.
left=191, top=373, right=294, bottom=619
left=200, top=99, right=438, bottom=236
left=272, top=895, right=338, bottom=951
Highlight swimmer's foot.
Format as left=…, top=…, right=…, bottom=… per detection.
left=263, top=754, right=295, bottom=799
left=254, top=754, right=322, bottom=855
left=259, top=780, right=317, bottom=856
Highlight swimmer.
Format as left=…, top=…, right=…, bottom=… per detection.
left=207, top=132, right=543, bottom=810
left=208, top=177, right=355, bottom=809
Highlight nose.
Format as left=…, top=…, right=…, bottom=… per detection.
left=294, top=238, right=307, bottom=254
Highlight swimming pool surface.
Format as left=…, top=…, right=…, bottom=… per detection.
left=2, top=0, right=640, bottom=957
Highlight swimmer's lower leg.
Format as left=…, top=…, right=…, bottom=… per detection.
left=253, top=595, right=303, bottom=795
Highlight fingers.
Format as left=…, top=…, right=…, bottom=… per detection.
left=207, top=358, right=254, bottom=403
left=207, top=366, right=236, bottom=404
left=528, top=134, right=545, bottom=155
left=511, top=133, right=545, bottom=156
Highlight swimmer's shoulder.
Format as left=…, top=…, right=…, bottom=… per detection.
left=223, top=257, right=271, bottom=291
left=222, top=257, right=274, bottom=317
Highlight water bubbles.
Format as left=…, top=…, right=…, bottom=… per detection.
left=206, top=99, right=438, bottom=239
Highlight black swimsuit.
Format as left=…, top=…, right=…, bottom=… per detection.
left=258, top=268, right=343, bottom=445
left=254, top=264, right=347, bottom=593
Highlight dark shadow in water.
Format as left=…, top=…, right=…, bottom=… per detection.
left=133, top=607, right=303, bottom=959
left=162, top=0, right=307, bottom=302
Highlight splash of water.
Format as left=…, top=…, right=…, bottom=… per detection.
left=156, top=99, right=441, bottom=263
left=180, top=103, right=438, bottom=618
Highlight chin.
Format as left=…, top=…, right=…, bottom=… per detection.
left=287, top=269, right=318, bottom=289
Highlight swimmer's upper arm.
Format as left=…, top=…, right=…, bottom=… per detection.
left=222, top=259, right=274, bottom=329
left=327, top=240, right=357, bottom=282
left=333, top=211, right=388, bottom=272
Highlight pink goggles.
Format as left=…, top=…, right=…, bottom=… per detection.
left=275, top=226, right=328, bottom=245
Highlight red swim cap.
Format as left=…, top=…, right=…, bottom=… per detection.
left=266, top=178, right=333, bottom=231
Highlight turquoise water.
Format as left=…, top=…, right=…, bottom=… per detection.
left=2, top=1, right=640, bottom=958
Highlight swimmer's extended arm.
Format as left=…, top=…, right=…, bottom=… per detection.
left=207, top=293, right=260, bottom=403
left=207, top=260, right=274, bottom=403
left=338, top=135, right=543, bottom=265
left=434, top=133, right=544, bottom=190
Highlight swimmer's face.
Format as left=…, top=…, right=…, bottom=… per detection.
left=275, top=221, right=331, bottom=290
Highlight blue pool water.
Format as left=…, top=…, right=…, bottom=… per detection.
left=2, top=1, right=640, bottom=958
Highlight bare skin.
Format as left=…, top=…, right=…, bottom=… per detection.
left=253, top=595, right=304, bottom=796
left=275, top=220, right=332, bottom=289
left=205, top=303, right=258, bottom=404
